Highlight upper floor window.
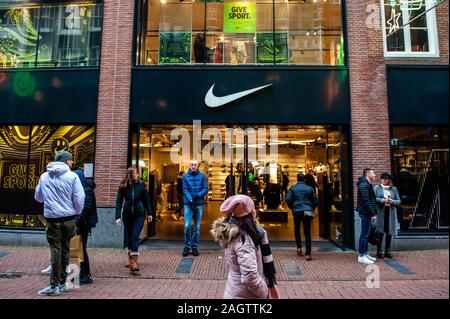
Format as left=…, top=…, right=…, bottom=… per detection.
left=136, top=0, right=345, bottom=66
left=0, top=0, right=103, bottom=69
left=381, top=0, right=439, bottom=58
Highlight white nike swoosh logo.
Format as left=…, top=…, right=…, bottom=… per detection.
left=204, top=83, right=272, bottom=108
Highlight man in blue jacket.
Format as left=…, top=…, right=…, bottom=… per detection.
left=182, top=159, right=208, bottom=256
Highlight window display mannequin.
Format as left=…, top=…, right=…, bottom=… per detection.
left=263, top=161, right=282, bottom=210
left=225, top=174, right=236, bottom=199
left=194, top=33, right=205, bottom=63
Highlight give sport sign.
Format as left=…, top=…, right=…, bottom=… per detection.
left=223, top=1, right=256, bottom=33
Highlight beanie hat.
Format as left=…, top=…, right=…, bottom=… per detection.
left=220, top=195, right=255, bottom=218
left=55, top=151, right=72, bottom=163
left=74, top=169, right=86, bottom=188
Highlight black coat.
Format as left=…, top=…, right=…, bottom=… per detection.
left=76, top=179, right=98, bottom=229
left=356, top=177, right=377, bottom=217
left=115, top=181, right=152, bottom=219
left=285, top=182, right=319, bottom=213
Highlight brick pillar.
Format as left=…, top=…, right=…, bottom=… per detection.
left=95, top=0, right=135, bottom=206
left=347, top=0, right=391, bottom=206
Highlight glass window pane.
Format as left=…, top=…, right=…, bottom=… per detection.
left=36, top=2, right=103, bottom=67
left=0, top=2, right=40, bottom=69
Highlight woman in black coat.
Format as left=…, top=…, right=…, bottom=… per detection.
left=74, top=170, right=98, bottom=285
left=115, top=167, right=153, bottom=272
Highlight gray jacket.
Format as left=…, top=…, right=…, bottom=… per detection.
left=374, top=185, right=401, bottom=235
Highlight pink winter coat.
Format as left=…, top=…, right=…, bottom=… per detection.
left=211, top=217, right=268, bottom=299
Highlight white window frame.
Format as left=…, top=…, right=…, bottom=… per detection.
left=381, top=0, right=440, bottom=58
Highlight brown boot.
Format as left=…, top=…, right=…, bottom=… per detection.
left=130, top=254, right=139, bottom=272
left=125, top=252, right=131, bottom=268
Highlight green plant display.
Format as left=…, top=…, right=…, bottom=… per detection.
left=256, top=33, right=288, bottom=64
left=159, top=32, right=192, bottom=64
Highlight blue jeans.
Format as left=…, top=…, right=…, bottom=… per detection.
left=184, top=204, right=203, bottom=249
left=122, top=213, right=145, bottom=253
left=359, top=213, right=372, bottom=257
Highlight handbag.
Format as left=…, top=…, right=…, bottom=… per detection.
left=304, top=210, right=315, bottom=218
left=69, top=235, right=84, bottom=263
left=368, top=221, right=378, bottom=246
left=267, top=284, right=281, bottom=299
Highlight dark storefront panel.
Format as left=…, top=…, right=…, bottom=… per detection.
left=0, top=69, right=99, bottom=123
left=0, top=125, right=96, bottom=229
left=387, top=65, right=449, bottom=125
left=130, top=68, right=350, bottom=124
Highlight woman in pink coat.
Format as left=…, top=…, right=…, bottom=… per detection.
left=211, top=195, right=272, bottom=299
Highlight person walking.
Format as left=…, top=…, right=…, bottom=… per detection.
left=211, top=195, right=278, bottom=299
left=356, top=168, right=378, bottom=265
left=375, top=172, right=401, bottom=259
left=285, top=173, right=319, bottom=261
left=74, top=170, right=98, bottom=285
left=182, top=159, right=208, bottom=257
left=34, top=151, right=85, bottom=296
left=115, top=167, right=153, bottom=272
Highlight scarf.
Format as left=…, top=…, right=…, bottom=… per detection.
left=381, top=184, right=391, bottom=199
left=228, top=216, right=277, bottom=288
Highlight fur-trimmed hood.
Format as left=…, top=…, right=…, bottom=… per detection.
left=210, top=216, right=240, bottom=246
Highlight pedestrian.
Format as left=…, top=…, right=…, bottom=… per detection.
left=74, top=169, right=98, bottom=285
left=181, top=159, right=208, bottom=257
left=115, top=167, right=153, bottom=272
left=34, top=151, right=85, bottom=296
left=285, top=173, right=319, bottom=261
left=375, top=172, right=401, bottom=259
left=172, top=171, right=184, bottom=221
left=356, top=168, right=378, bottom=265
left=211, top=194, right=277, bottom=299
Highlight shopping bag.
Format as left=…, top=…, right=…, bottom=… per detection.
left=368, top=222, right=378, bottom=246
left=267, top=284, right=281, bottom=299
left=69, top=235, right=84, bottom=263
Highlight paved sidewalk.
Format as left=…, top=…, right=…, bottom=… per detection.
left=0, top=246, right=448, bottom=299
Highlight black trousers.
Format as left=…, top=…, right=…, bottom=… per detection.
left=293, top=212, right=312, bottom=255
left=377, top=207, right=392, bottom=251
left=78, top=226, right=91, bottom=277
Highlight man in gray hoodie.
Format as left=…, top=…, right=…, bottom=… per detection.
left=34, top=151, right=85, bottom=296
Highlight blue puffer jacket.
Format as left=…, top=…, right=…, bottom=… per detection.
left=285, top=182, right=319, bottom=214
left=182, top=169, right=208, bottom=205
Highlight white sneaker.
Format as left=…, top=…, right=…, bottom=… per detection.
left=59, top=282, right=70, bottom=292
left=38, top=285, right=60, bottom=296
left=358, top=255, right=374, bottom=265
left=41, top=265, right=52, bottom=275
left=365, top=254, right=376, bottom=262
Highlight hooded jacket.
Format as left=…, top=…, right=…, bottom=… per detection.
left=356, top=176, right=377, bottom=217
left=76, top=178, right=98, bottom=228
left=34, top=162, right=85, bottom=219
left=211, top=217, right=268, bottom=299
left=182, top=169, right=208, bottom=205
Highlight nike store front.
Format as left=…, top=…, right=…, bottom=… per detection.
left=129, top=0, right=353, bottom=248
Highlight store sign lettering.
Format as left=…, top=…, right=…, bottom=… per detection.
left=224, top=2, right=256, bottom=33
left=2, top=163, right=39, bottom=190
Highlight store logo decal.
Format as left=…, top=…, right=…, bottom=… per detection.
left=204, top=83, right=272, bottom=108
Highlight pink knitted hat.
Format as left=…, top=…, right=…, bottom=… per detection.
left=219, top=195, right=255, bottom=218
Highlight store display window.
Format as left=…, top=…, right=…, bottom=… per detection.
left=391, top=126, right=448, bottom=234
left=0, top=125, right=96, bottom=229
left=0, top=0, right=103, bottom=69
left=137, top=0, right=344, bottom=66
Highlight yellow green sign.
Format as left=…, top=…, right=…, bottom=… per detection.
left=224, top=2, right=256, bottom=33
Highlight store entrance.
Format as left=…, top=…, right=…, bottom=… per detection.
left=131, top=124, right=350, bottom=245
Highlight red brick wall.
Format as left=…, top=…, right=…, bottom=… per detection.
left=347, top=0, right=448, bottom=205
left=95, top=0, right=135, bottom=206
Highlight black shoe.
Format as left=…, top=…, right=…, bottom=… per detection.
left=80, top=275, right=93, bottom=285
left=192, top=248, right=199, bottom=256
left=384, top=250, right=393, bottom=258
left=376, top=252, right=384, bottom=259
left=182, top=247, right=190, bottom=257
